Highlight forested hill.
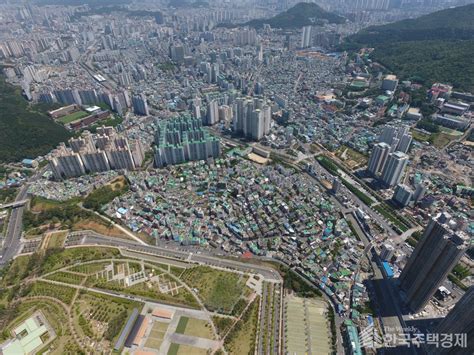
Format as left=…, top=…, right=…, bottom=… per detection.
left=343, top=4, right=474, bottom=91
left=0, top=75, right=71, bottom=163
left=243, top=3, right=345, bottom=29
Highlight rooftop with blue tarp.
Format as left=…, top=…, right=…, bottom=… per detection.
left=382, top=261, right=394, bottom=278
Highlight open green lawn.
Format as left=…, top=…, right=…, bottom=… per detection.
left=183, top=318, right=214, bottom=339
left=40, top=247, right=121, bottom=273
left=46, top=231, right=68, bottom=249
left=439, top=126, right=464, bottom=136
left=336, top=145, right=368, bottom=169
left=431, top=132, right=458, bottom=149
left=168, top=343, right=180, bottom=355
left=175, top=316, right=189, bottom=334
left=411, top=129, right=431, bottom=143
left=57, top=111, right=88, bottom=124
left=175, top=316, right=213, bottom=339
left=181, top=266, right=249, bottom=314
left=224, top=296, right=259, bottom=354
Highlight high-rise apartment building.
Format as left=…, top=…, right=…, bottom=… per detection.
left=232, top=97, right=271, bottom=141
left=367, top=142, right=391, bottom=176
left=379, top=125, right=412, bottom=154
left=301, top=26, right=312, bottom=48
left=393, top=184, right=413, bottom=207
left=381, top=151, right=409, bottom=187
left=427, top=287, right=474, bottom=354
left=205, top=100, right=219, bottom=125
left=48, top=127, right=143, bottom=180
left=49, top=143, right=86, bottom=179
left=132, top=93, right=149, bottom=116
left=399, top=213, right=469, bottom=312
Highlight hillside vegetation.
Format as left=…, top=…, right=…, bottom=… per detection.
left=344, top=4, right=474, bottom=91
left=243, top=2, right=345, bottom=29
left=0, top=75, right=71, bottom=163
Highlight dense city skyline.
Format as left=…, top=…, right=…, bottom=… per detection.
left=0, top=1, right=472, bottom=354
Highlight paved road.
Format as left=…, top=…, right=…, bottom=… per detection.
left=349, top=209, right=416, bottom=352
left=257, top=282, right=269, bottom=355
left=0, top=185, right=28, bottom=266
left=70, top=232, right=282, bottom=282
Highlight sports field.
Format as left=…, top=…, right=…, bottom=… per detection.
left=58, top=111, right=88, bottom=124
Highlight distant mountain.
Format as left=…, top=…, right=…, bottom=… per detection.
left=242, top=3, right=345, bottom=29
left=34, top=0, right=129, bottom=6
left=169, top=0, right=209, bottom=8
left=344, top=4, right=474, bottom=91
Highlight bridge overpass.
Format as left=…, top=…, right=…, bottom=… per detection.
left=0, top=199, right=28, bottom=209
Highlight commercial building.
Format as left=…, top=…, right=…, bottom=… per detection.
left=441, top=102, right=470, bottom=116
left=154, top=115, right=221, bottom=168
left=413, top=183, right=426, bottom=203
left=405, top=107, right=422, bottom=120
left=399, top=213, right=469, bottom=312
left=0, top=313, right=54, bottom=355
left=380, top=151, right=409, bottom=187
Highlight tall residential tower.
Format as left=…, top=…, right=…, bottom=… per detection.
left=399, top=213, right=469, bottom=312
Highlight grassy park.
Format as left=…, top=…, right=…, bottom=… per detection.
left=175, top=316, right=214, bottom=339
left=224, top=297, right=260, bottom=354
left=181, top=266, right=249, bottom=314
left=0, top=244, right=265, bottom=354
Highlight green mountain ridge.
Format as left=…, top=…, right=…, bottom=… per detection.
left=0, top=75, right=71, bottom=163
left=344, top=4, right=474, bottom=91
left=242, top=3, right=345, bottom=29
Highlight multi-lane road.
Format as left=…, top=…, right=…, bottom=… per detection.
left=0, top=185, right=28, bottom=266
left=66, top=231, right=282, bottom=282
left=1, top=168, right=47, bottom=267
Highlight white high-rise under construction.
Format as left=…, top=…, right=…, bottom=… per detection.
left=301, top=26, right=312, bottom=48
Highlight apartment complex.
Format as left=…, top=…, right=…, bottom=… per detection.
left=49, top=127, right=144, bottom=180
left=154, top=116, right=221, bottom=168
left=233, top=97, right=272, bottom=141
